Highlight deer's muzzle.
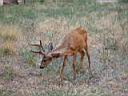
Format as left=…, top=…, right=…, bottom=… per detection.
left=40, top=66, right=45, bottom=69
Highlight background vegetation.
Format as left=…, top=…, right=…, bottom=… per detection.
left=0, top=0, right=128, bottom=96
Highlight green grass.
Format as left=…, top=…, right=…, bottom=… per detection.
left=0, top=0, right=127, bottom=32
left=0, top=89, right=15, bottom=96
left=32, top=89, right=80, bottom=96
left=0, top=0, right=103, bottom=26
left=21, top=48, right=37, bottom=67
left=2, top=65, right=15, bottom=81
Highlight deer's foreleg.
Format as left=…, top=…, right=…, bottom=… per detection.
left=60, top=56, right=67, bottom=81
left=85, top=47, right=93, bottom=77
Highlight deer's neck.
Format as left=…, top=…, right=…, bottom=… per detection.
left=53, top=46, right=67, bottom=54
left=49, top=43, right=67, bottom=57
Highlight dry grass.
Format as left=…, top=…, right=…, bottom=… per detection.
left=2, top=65, right=15, bottom=81
left=0, top=25, right=22, bottom=41
left=0, top=41, right=16, bottom=56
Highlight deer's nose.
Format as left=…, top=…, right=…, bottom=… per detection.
left=40, top=66, right=45, bottom=69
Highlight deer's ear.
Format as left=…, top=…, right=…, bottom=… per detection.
left=48, top=42, right=53, bottom=52
left=51, top=53, right=60, bottom=58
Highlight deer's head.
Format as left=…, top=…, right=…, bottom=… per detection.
left=40, top=53, right=53, bottom=69
left=30, top=40, right=54, bottom=69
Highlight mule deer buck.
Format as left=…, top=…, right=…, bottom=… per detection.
left=31, top=27, right=92, bottom=81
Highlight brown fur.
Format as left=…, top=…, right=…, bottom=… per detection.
left=52, top=27, right=88, bottom=55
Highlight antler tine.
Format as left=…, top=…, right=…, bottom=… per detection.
left=40, top=40, right=45, bottom=52
left=30, top=44, right=41, bottom=47
left=30, top=40, right=45, bottom=52
left=30, top=40, right=45, bottom=55
left=30, top=50, right=45, bottom=55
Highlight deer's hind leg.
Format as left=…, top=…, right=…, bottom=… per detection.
left=60, top=56, right=67, bottom=81
left=76, top=50, right=86, bottom=73
left=72, top=55, right=77, bottom=80
left=80, top=50, right=85, bottom=70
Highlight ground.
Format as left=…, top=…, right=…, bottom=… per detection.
left=0, top=0, right=128, bottom=96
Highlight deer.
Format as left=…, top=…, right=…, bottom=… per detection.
left=31, top=27, right=92, bottom=81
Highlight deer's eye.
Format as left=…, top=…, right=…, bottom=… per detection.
left=43, top=59, right=47, bottom=62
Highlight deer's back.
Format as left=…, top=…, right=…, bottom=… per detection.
left=64, top=27, right=87, bottom=51
left=53, top=27, right=87, bottom=53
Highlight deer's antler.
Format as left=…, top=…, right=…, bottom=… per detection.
left=30, top=50, right=45, bottom=55
left=39, top=40, right=45, bottom=52
left=30, top=40, right=45, bottom=55
left=30, top=40, right=45, bottom=51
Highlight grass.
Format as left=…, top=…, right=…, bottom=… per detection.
left=2, top=65, right=15, bottom=81
left=0, top=41, right=16, bottom=56
left=46, top=90, right=79, bottom=96
left=0, top=0, right=127, bottom=96
left=0, top=24, right=22, bottom=56
left=21, top=48, right=37, bottom=67
left=32, top=90, right=80, bottom=96
left=0, top=89, right=15, bottom=96
left=0, top=25, right=21, bottom=41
